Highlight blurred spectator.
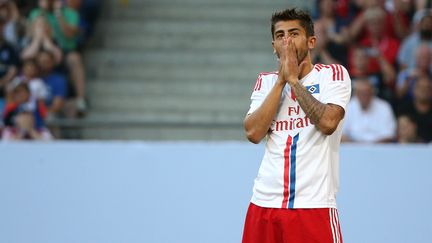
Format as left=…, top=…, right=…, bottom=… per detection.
left=0, top=0, right=26, bottom=51
left=2, top=82, right=52, bottom=140
left=21, top=16, right=62, bottom=63
left=29, top=0, right=87, bottom=115
left=396, top=43, right=431, bottom=101
left=397, top=14, right=432, bottom=70
left=8, top=58, right=48, bottom=102
left=15, top=0, right=38, bottom=17
left=313, top=0, right=350, bottom=66
left=385, top=0, right=413, bottom=39
left=397, top=76, right=432, bottom=142
left=36, top=50, right=67, bottom=117
left=0, top=15, right=18, bottom=116
left=68, top=0, right=101, bottom=48
left=342, top=78, right=396, bottom=143
left=396, top=114, right=423, bottom=143
left=349, top=0, right=410, bottom=41
left=358, top=7, right=400, bottom=71
left=350, top=46, right=396, bottom=102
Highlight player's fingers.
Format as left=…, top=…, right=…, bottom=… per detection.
left=286, top=39, right=296, bottom=61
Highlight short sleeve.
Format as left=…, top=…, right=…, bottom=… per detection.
left=247, top=73, right=272, bottom=115
left=320, top=64, right=352, bottom=111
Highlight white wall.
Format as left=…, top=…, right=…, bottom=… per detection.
left=0, top=142, right=431, bottom=243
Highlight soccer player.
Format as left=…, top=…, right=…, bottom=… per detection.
left=242, top=8, right=351, bottom=243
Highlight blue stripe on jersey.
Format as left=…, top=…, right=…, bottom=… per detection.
left=288, top=133, right=299, bottom=209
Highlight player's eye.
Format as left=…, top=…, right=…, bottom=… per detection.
left=276, top=34, right=283, bottom=39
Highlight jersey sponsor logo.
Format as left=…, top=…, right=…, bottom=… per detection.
left=270, top=105, right=314, bottom=132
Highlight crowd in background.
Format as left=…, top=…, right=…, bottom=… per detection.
left=1, top=0, right=430, bottom=143
left=0, top=0, right=100, bottom=141
left=312, top=0, right=432, bottom=144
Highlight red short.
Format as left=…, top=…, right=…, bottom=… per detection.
left=242, top=203, right=343, bottom=243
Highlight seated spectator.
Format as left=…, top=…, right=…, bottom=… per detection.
left=29, top=0, right=87, bottom=116
left=76, top=0, right=101, bottom=46
left=397, top=77, right=432, bottom=142
left=14, top=58, right=48, bottom=101
left=398, top=14, right=432, bottom=70
left=0, top=0, right=26, bottom=51
left=396, top=43, right=432, bottom=101
left=36, top=50, right=67, bottom=117
left=358, top=7, right=400, bottom=72
left=342, top=78, right=396, bottom=143
left=0, top=14, right=18, bottom=116
left=349, top=0, right=410, bottom=41
left=21, top=16, right=62, bottom=64
left=396, top=114, right=423, bottom=143
left=2, top=82, right=52, bottom=140
left=350, top=46, right=396, bottom=102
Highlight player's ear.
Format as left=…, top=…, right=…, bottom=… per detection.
left=308, top=36, right=316, bottom=49
left=272, top=41, right=276, bottom=54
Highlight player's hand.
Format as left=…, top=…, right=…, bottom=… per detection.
left=279, top=38, right=307, bottom=85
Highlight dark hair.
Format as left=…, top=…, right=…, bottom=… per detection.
left=271, top=8, right=315, bottom=39
left=13, top=82, right=30, bottom=94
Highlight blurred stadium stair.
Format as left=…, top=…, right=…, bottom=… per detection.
left=78, top=0, right=312, bottom=140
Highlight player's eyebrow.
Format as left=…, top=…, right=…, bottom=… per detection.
left=287, top=28, right=301, bottom=33
left=274, top=29, right=285, bottom=36
left=274, top=28, right=301, bottom=36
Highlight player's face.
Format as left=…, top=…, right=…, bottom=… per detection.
left=272, top=20, right=316, bottom=63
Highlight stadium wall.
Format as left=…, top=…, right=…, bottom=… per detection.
left=0, top=142, right=431, bottom=243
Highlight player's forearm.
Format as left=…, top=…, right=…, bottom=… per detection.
left=290, top=81, right=338, bottom=135
left=244, top=80, right=285, bottom=143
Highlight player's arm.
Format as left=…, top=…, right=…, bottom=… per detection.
left=244, top=77, right=286, bottom=144
left=290, top=82, right=344, bottom=135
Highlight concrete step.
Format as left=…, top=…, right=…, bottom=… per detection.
left=97, top=19, right=270, bottom=36
left=84, top=50, right=275, bottom=66
left=99, top=34, right=271, bottom=51
left=80, top=125, right=245, bottom=140
left=106, top=0, right=305, bottom=8
left=86, top=110, right=244, bottom=124
left=88, top=79, right=253, bottom=97
left=87, top=94, right=250, bottom=112
left=104, top=4, right=288, bottom=21
left=85, top=64, right=273, bottom=82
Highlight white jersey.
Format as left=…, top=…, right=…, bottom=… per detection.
left=247, top=64, right=351, bottom=209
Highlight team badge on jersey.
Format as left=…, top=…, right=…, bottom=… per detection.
left=306, top=84, right=320, bottom=94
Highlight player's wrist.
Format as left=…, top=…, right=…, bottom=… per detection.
left=276, top=77, right=287, bottom=86
left=287, top=77, right=299, bottom=86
